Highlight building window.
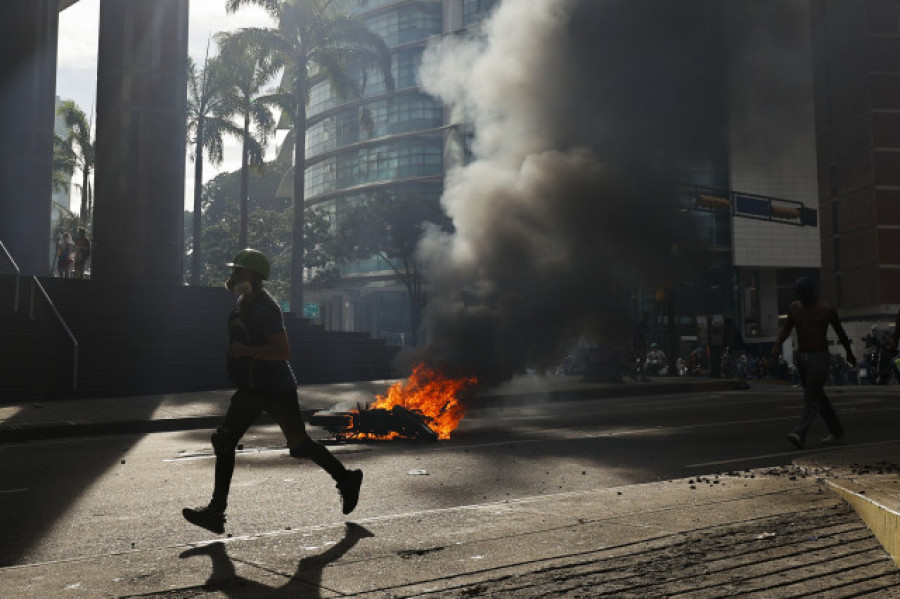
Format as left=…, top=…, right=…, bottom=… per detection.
left=464, top=0, right=499, bottom=25
left=307, top=92, right=443, bottom=159
left=305, top=137, right=443, bottom=197
left=364, top=4, right=442, bottom=47
left=308, top=46, right=428, bottom=119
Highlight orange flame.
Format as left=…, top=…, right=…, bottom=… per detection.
left=371, top=362, right=477, bottom=440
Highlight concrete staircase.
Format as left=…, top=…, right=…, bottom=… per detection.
left=0, top=275, right=399, bottom=402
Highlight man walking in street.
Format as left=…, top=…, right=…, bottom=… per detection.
left=182, top=249, right=363, bottom=534
left=771, top=277, right=856, bottom=449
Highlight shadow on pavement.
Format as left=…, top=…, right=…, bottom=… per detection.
left=0, top=401, right=166, bottom=568
left=177, top=523, right=374, bottom=598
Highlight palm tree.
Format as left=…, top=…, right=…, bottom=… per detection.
left=56, top=100, right=95, bottom=223
left=52, top=133, right=76, bottom=195
left=215, top=31, right=282, bottom=249
left=186, top=51, right=239, bottom=285
left=225, top=0, right=394, bottom=313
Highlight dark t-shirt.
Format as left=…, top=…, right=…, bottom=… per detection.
left=227, top=290, right=297, bottom=391
left=75, top=236, right=91, bottom=261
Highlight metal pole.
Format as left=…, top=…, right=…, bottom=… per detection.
left=30, top=276, right=79, bottom=390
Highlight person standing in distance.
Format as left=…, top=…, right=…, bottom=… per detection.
left=771, top=277, right=856, bottom=449
left=73, top=228, right=92, bottom=279
left=183, top=249, right=363, bottom=534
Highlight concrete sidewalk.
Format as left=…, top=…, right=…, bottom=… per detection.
left=0, top=375, right=898, bottom=597
left=1, top=459, right=897, bottom=597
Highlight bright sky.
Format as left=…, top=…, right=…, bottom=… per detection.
left=56, top=0, right=278, bottom=213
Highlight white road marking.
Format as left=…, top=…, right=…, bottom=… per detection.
left=165, top=445, right=370, bottom=462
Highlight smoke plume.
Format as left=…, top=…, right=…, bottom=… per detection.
left=415, top=0, right=726, bottom=385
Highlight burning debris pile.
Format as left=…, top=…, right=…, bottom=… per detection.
left=309, top=363, right=478, bottom=441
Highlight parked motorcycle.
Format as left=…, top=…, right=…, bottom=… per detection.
left=645, top=355, right=668, bottom=376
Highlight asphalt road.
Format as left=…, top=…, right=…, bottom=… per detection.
left=1, top=384, right=899, bottom=595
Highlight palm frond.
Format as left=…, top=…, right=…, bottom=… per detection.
left=245, top=136, right=267, bottom=170
left=52, top=134, right=76, bottom=192
left=225, top=0, right=282, bottom=21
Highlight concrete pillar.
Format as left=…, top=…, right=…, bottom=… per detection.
left=93, top=0, right=188, bottom=284
left=0, top=0, right=59, bottom=275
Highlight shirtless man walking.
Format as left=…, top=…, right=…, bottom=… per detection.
left=771, top=277, right=856, bottom=449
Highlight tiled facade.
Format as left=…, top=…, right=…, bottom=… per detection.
left=726, top=1, right=821, bottom=341
left=812, top=0, right=900, bottom=330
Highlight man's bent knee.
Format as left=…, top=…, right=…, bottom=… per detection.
left=211, top=427, right=238, bottom=456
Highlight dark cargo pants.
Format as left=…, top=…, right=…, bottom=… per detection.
left=210, top=388, right=345, bottom=511
left=793, top=350, right=844, bottom=442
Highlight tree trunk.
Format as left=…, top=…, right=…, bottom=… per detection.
left=190, top=123, right=204, bottom=285
left=239, top=111, right=250, bottom=249
left=86, top=178, right=92, bottom=225
left=290, top=71, right=307, bottom=317
left=80, top=167, right=90, bottom=222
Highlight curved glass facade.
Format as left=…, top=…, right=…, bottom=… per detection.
left=364, top=2, right=442, bottom=46
left=305, top=134, right=443, bottom=198
left=305, top=2, right=450, bottom=206
left=308, top=46, right=427, bottom=116
left=304, top=1, right=495, bottom=342
left=307, top=91, right=444, bottom=159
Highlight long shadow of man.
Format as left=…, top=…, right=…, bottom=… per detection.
left=179, top=523, right=374, bottom=597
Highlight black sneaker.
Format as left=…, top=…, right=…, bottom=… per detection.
left=182, top=505, right=226, bottom=534
left=338, top=469, right=363, bottom=515
left=786, top=432, right=803, bottom=449
left=821, top=433, right=844, bottom=445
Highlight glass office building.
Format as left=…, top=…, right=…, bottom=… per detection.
left=304, top=1, right=499, bottom=343
left=305, top=1, right=822, bottom=362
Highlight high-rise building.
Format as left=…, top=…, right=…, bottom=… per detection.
left=303, top=0, right=498, bottom=344
left=811, top=0, right=900, bottom=339
left=725, top=2, right=822, bottom=347
left=619, top=1, right=822, bottom=364
left=303, top=1, right=829, bottom=361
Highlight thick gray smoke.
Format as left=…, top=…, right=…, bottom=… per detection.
left=415, top=0, right=726, bottom=385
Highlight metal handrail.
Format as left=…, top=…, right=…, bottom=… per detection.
left=0, top=240, right=20, bottom=311
left=30, top=276, right=78, bottom=390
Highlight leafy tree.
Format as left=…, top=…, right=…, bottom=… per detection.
left=215, top=31, right=283, bottom=249
left=186, top=52, right=239, bottom=285
left=52, top=134, right=76, bottom=194
left=225, top=0, right=394, bottom=314
left=333, top=192, right=451, bottom=346
left=184, top=160, right=335, bottom=302
left=56, top=100, right=94, bottom=223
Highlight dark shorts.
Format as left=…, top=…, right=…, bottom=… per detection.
left=220, top=387, right=310, bottom=447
